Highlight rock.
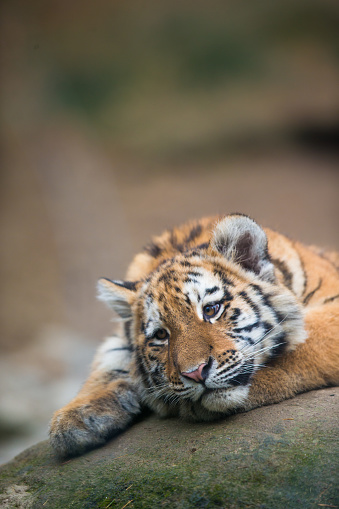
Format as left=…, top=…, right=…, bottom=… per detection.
left=1, top=388, right=338, bottom=509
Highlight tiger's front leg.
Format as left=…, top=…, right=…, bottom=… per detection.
left=49, top=336, right=141, bottom=458
left=244, top=301, right=339, bottom=410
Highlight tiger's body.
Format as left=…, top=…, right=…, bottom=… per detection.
left=49, top=214, right=339, bottom=457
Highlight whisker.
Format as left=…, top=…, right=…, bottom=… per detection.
left=242, top=342, right=285, bottom=363
left=145, top=384, right=168, bottom=392
left=145, top=380, right=169, bottom=391
left=165, top=392, right=183, bottom=405
left=239, top=314, right=289, bottom=356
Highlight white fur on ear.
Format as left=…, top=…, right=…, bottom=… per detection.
left=97, top=278, right=137, bottom=320
left=211, top=215, right=275, bottom=282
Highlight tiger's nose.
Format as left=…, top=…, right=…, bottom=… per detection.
left=182, top=362, right=209, bottom=383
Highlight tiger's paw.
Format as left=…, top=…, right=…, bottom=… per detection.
left=49, top=383, right=141, bottom=458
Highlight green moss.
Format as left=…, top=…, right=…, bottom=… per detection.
left=1, top=403, right=338, bottom=509
left=79, top=432, right=336, bottom=509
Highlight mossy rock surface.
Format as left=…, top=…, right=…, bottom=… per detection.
left=1, top=388, right=338, bottom=509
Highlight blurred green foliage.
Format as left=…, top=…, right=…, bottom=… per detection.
left=54, top=68, right=128, bottom=117
left=5, top=0, right=339, bottom=157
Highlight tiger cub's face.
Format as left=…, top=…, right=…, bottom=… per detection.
left=98, top=216, right=306, bottom=420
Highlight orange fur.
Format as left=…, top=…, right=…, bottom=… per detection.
left=49, top=214, right=339, bottom=458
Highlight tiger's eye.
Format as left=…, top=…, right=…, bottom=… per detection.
left=203, top=303, right=221, bottom=319
left=154, top=329, right=168, bottom=340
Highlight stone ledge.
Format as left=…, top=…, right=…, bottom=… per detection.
left=1, top=387, right=338, bottom=509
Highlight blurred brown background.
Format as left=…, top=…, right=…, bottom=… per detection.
left=1, top=0, right=338, bottom=463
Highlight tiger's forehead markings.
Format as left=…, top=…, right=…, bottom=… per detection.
left=147, top=254, right=203, bottom=285
left=183, top=266, right=228, bottom=320
left=139, top=253, right=239, bottom=328
left=146, top=253, right=237, bottom=292
left=206, top=286, right=220, bottom=295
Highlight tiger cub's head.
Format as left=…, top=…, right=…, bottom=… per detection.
left=98, top=215, right=306, bottom=420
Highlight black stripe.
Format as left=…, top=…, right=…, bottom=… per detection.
left=234, top=335, right=255, bottom=345
left=145, top=242, right=163, bottom=258
left=298, top=252, right=308, bottom=297
left=187, top=271, right=202, bottom=278
left=262, top=321, right=274, bottom=335
left=239, top=290, right=261, bottom=320
left=219, top=302, right=231, bottom=319
left=213, top=268, right=235, bottom=287
left=229, top=365, right=254, bottom=386
left=217, top=360, right=241, bottom=376
left=250, top=284, right=284, bottom=322
left=205, top=286, right=220, bottom=295
left=158, top=270, right=175, bottom=284
left=170, top=231, right=184, bottom=252
left=269, top=332, right=287, bottom=359
left=233, top=321, right=260, bottom=334
left=227, top=333, right=238, bottom=340
left=124, top=320, right=133, bottom=343
left=185, top=224, right=202, bottom=244
left=303, top=278, right=323, bottom=305
left=272, top=258, right=293, bottom=290
left=230, top=308, right=241, bottom=321
left=188, top=250, right=202, bottom=257
left=184, top=278, right=199, bottom=284
left=113, top=280, right=138, bottom=291
left=148, top=354, right=158, bottom=361
left=197, top=242, right=209, bottom=250
left=324, top=293, right=339, bottom=304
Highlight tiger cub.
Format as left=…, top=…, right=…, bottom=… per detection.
left=49, top=214, right=339, bottom=457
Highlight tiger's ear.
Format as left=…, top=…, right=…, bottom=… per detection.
left=97, top=278, right=138, bottom=319
left=211, top=215, right=275, bottom=282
